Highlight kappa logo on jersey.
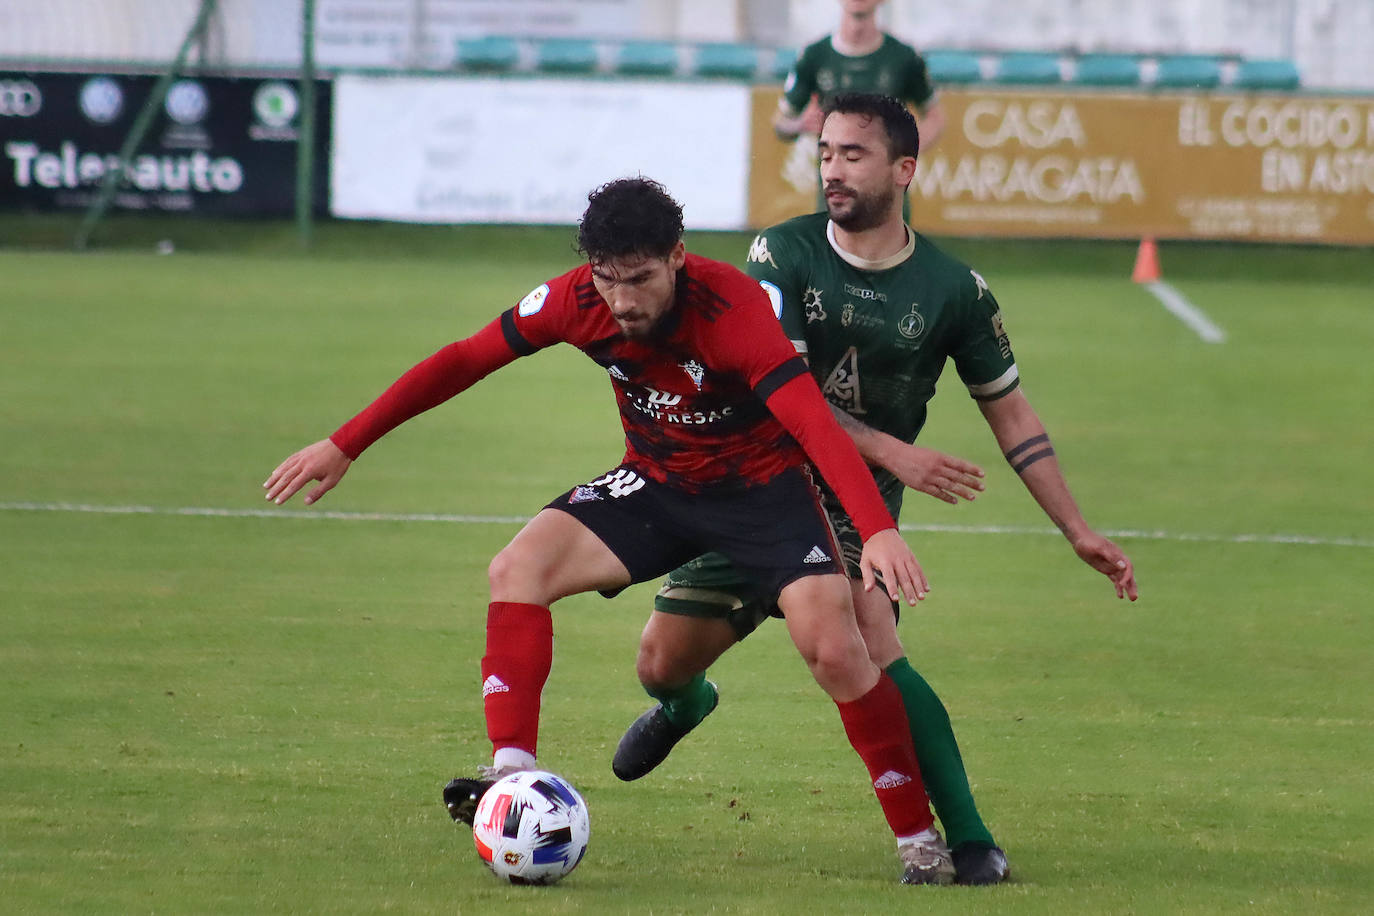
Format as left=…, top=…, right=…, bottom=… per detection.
left=802, top=545, right=832, bottom=564
left=607, top=364, right=629, bottom=381
left=970, top=269, right=990, bottom=300
left=821, top=346, right=865, bottom=415
left=569, top=485, right=602, bottom=504
left=680, top=360, right=705, bottom=390
left=746, top=234, right=779, bottom=269
left=588, top=469, right=646, bottom=498
left=803, top=287, right=827, bottom=323
left=873, top=770, right=913, bottom=789
left=482, top=675, right=510, bottom=698
left=841, top=303, right=854, bottom=328
left=518, top=283, right=550, bottom=317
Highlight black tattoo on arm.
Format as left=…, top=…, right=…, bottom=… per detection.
left=1004, top=433, right=1055, bottom=474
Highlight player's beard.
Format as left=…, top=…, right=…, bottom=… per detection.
left=825, top=181, right=897, bottom=232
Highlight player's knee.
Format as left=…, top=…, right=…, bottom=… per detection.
left=798, top=639, right=869, bottom=696
left=634, top=636, right=693, bottom=690
left=487, top=545, right=543, bottom=601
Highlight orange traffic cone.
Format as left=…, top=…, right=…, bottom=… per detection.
left=1132, top=236, right=1161, bottom=283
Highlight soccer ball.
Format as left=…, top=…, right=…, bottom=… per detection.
left=472, top=770, right=590, bottom=885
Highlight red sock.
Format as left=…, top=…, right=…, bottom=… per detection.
left=835, top=672, right=935, bottom=838
left=481, top=601, right=553, bottom=757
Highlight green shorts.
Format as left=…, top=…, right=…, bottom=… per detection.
left=652, top=478, right=906, bottom=639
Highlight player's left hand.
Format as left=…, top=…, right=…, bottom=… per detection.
left=1071, top=532, right=1138, bottom=601
left=859, top=528, right=929, bottom=605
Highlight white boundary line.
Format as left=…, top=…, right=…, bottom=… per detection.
left=1143, top=280, right=1227, bottom=343
left=3, top=500, right=1370, bottom=550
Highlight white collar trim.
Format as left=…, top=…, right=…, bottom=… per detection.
left=826, top=220, right=916, bottom=271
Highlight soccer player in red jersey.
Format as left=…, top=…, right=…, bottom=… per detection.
left=263, top=177, right=957, bottom=883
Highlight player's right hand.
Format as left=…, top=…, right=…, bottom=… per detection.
left=263, top=438, right=351, bottom=506
left=859, top=528, right=929, bottom=606
left=891, top=444, right=985, bottom=505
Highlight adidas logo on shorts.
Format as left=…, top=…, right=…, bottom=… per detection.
left=802, top=545, right=831, bottom=564
left=482, top=675, right=510, bottom=698
left=873, top=770, right=912, bottom=789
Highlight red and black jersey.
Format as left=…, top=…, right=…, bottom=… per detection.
left=330, top=252, right=896, bottom=540
left=504, top=254, right=806, bottom=492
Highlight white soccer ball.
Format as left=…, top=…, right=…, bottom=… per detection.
left=472, top=770, right=590, bottom=885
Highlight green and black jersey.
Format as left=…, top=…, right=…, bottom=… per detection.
left=782, top=33, right=936, bottom=115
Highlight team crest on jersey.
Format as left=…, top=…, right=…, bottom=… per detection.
left=898, top=303, right=925, bottom=340
left=970, top=270, right=990, bottom=300
left=803, top=287, right=827, bottom=323
left=680, top=360, right=706, bottom=390
left=747, top=234, right=779, bottom=268
left=518, top=283, right=549, bottom=316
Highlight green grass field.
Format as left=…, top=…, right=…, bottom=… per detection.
left=2, top=214, right=1372, bottom=914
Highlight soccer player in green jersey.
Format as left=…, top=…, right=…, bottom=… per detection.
left=775, top=0, right=944, bottom=214
left=613, top=94, right=1139, bottom=886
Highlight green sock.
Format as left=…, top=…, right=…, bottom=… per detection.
left=886, top=657, right=996, bottom=848
left=646, top=672, right=717, bottom=730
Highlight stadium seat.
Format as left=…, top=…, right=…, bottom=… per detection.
left=993, top=52, right=1063, bottom=85
left=923, top=49, right=982, bottom=84
left=614, top=40, right=679, bottom=77
left=693, top=42, right=760, bottom=80
left=456, top=36, right=520, bottom=73
left=1234, top=58, right=1300, bottom=90
left=535, top=38, right=599, bottom=75
left=771, top=47, right=799, bottom=80
left=1073, top=53, right=1141, bottom=87
left=1154, top=55, right=1222, bottom=89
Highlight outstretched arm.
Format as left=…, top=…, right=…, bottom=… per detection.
left=977, top=389, right=1138, bottom=600
left=830, top=405, right=984, bottom=504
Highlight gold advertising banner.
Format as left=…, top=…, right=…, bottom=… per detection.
left=747, top=86, right=1374, bottom=245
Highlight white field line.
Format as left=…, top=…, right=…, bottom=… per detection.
left=2, top=500, right=1370, bottom=550
left=1144, top=280, right=1227, bottom=343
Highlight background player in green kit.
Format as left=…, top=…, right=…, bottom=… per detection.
left=613, top=94, right=1139, bottom=886
left=775, top=0, right=944, bottom=149
left=775, top=0, right=944, bottom=215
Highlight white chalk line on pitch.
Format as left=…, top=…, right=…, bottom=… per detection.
left=1143, top=280, right=1227, bottom=343
left=2, top=500, right=1371, bottom=550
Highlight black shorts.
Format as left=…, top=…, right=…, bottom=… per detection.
left=545, top=464, right=843, bottom=599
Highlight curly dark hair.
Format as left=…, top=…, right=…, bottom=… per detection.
left=576, top=177, right=685, bottom=263
left=822, top=93, right=920, bottom=161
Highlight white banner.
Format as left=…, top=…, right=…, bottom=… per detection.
left=331, top=75, right=750, bottom=229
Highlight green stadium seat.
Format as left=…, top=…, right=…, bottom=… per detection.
left=1154, top=55, right=1222, bottom=89
left=771, top=47, right=799, bottom=80
left=1073, top=53, right=1141, bottom=87
left=615, top=40, right=679, bottom=77
left=924, top=50, right=982, bottom=84
left=693, top=42, right=760, bottom=80
left=1234, top=58, right=1300, bottom=90
left=535, top=38, right=599, bottom=75
left=456, top=36, right=520, bottom=73
left=994, top=52, right=1062, bottom=85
